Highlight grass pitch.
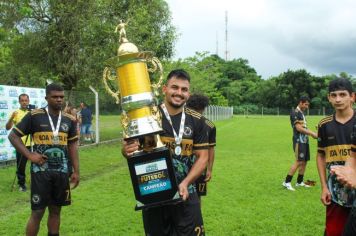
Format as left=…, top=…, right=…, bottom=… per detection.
left=0, top=115, right=326, bottom=235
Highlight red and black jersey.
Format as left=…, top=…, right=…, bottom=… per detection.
left=13, top=108, right=78, bottom=174
left=317, top=113, right=355, bottom=207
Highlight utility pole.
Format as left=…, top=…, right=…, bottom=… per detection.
left=216, top=31, right=219, bottom=56
left=225, top=11, right=229, bottom=61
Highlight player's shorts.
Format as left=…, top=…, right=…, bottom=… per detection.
left=196, top=175, right=207, bottom=197
left=30, top=171, right=71, bottom=210
left=142, top=192, right=205, bottom=236
left=343, top=206, right=356, bottom=236
left=293, top=142, right=310, bottom=161
left=325, top=202, right=350, bottom=236
left=80, top=123, right=91, bottom=135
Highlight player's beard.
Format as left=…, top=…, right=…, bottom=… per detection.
left=167, top=95, right=186, bottom=109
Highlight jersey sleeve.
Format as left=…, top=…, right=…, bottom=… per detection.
left=193, top=118, right=209, bottom=150
left=209, top=126, right=216, bottom=147
left=67, top=118, right=79, bottom=143
left=12, top=112, right=32, bottom=137
left=317, top=123, right=326, bottom=155
left=351, top=120, right=356, bottom=153
left=291, top=110, right=303, bottom=126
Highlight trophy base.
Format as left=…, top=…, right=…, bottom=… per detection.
left=127, top=146, right=182, bottom=211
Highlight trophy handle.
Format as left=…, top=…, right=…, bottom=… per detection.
left=103, top=67, right=120, bottom=104
left=148, top=57, right=163, bottom=97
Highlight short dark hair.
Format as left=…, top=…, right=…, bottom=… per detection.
left=46, top=83, right=64, bottom=95
left=186, top=94, right=209, bottom=111
left=166, top=69, right=191, bottom=83
left=328, top=78, right=353, bottom=94
left=298, top=96, right=310, bottom=103
left=18, top=93, right=29, bottom=101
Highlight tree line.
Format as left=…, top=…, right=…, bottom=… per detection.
left=1, top=0, right=355, bottom=112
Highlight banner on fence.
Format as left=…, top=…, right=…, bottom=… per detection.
left=0, top=85, right=46, bottom=162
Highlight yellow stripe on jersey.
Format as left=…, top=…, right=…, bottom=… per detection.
left=185, top=108, right=202, bottom=119
left=318, top=115, right=333, bottom=127
left=324, top=144, right=351, bottom=162
left=205, top=119, right=215, bottom=128
left=32, top=131, right=68, bottom=145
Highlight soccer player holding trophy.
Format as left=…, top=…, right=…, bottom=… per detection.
left=103, top=21, right=209, bottom=235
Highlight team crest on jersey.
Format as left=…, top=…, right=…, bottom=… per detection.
left=32, top=194, right=40, bottom=204
left=61, top=123, right=69, bottom=132
left=184, top=126, right=192, bottom=137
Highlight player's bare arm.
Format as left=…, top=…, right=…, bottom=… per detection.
left=179, top=149, right=208, bottom=201
left=295, top=123, right=317, bottom=139
left=316, top=153, right=331, bottom=205
left=68, top=141, right=80, bottom=189
left=8, top=131, right=47, bottom=165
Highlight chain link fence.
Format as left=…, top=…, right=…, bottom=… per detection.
left=233, top=106, right=335, bottom=116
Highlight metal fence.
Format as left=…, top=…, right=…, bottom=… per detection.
left=204, top=105, right=234, bottom=121
left=234, top=107, right=335, bottom=116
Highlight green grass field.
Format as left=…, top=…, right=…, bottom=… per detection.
left=0, top=115, right=327, bottom=235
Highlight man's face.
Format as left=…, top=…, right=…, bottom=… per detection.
left=162, top=77, right=190, bottom=109
left=328, top=90, right=354, bottom=110
left=46, top=90, right=65, bottom=111
left=19, top=95, right=29, bottom=110
left=299, top=101, right=309, bottom=111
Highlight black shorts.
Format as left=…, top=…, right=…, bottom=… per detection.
left=196, top=175, right=207, bottom=197
left=30, top=171, right=71, bottom=210
left=142, top=192, right=205, bottom=236
left=293, top=142, right=310, bottom=161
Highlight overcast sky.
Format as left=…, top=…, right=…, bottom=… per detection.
left=166, top=0, right=356, bottom=79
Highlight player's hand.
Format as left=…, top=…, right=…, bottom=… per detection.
left=311, top=131, right=318, bottom=139
left=70, top=171, right=80, bottom=189
left=121, top=139, right=139, bottom=158
left=331, top=166, right=356, bottom=189
left=11, top=111, right=18, bottom=120
left=178, top=182, right=189, bottom=201
left=320, top=187, right=331, bottom=206
left=204, top=170, right=212, bottom=182
left=28, top=152, right=47, bottom=165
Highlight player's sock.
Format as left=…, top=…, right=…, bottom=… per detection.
left=297, top=174, right=304, bottom=184
left=48, top=233, right=59, bottom=236
left=285, top=175, right=293, bottom=183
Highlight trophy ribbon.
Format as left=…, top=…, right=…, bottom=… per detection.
left=161, top=104, right=185, bottom=156
left=46, top=107, right=61, bottom=145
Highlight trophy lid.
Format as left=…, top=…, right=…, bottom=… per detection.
left=118, top=41, right=139, bottom=56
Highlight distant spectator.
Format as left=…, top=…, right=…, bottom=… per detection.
left=79, top=102, right=92, bottom=141
left=6, top=93, right=31, bottom=192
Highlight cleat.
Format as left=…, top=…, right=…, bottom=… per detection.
left=282, top=182, right=295, bottom=191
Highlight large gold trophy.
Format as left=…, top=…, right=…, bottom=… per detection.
left=103, top=20, right=180, bottom=210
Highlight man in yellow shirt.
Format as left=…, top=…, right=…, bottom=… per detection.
left=6, top=93, right=31, bottom=191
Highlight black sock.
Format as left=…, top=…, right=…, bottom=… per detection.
left=48, top=233, right=59, bottom=236
left=285, top=175, right=293, bottom=183
left=297, top=174, right=304, bottom=184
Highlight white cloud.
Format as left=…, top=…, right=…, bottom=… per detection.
left=166, top=0, right=356, bottom=78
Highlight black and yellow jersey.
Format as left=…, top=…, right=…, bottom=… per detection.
left=159, top=106, right=209, bottom=193
left=13, top=108, right=78, bottom=174
left=317, top=113, right=355, bottom=207
left=204, top=117, right=216, bottom=147
left=290, top=107, right=309, bottom=144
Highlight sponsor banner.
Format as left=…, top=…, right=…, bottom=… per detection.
left=135, top=158, right=172, bottom=196
left=0, top=85, right=46, bottom=162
